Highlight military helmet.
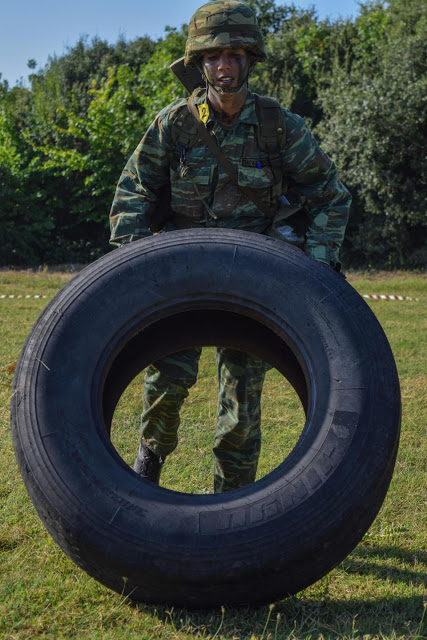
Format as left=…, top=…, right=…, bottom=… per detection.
left=184, top=0, right=267, bottom=67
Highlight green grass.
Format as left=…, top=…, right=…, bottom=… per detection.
left=0, top=268, right=426, bottom=639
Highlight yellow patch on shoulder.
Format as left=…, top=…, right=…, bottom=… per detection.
left=198, top=103, right=210, bottom=124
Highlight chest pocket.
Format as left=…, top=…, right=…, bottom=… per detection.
left=237, top=162, right=282, bottom=214
left=237, top=164, right=278, bottom=189
left=210, top=163, right=278, bottom=220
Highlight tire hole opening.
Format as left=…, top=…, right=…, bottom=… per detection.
left=101, top=308, right=310, bottom=495
left=110, top=347, right=306, bottom=494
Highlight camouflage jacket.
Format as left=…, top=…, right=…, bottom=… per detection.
left=109, top=89, right=351, bottom=266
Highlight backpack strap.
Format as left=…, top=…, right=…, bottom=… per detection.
left=170, top=103, right=199, bottom=148
left=254, top=94, right=286, bottom=184
left=171, top=93, right=286, bottom=156
left=254, top=94, right=286, bottom=153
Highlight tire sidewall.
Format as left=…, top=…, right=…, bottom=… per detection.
left=11, top=230, right=401, bottom=604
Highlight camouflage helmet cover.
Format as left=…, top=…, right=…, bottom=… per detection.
left=184, top=0, right=267, bottom=67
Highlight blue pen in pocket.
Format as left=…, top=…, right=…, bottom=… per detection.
left=278, top=194, right=291, bottom=206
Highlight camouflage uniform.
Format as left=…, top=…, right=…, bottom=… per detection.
left=109, top=1, right=351, bottom=492
left=110, top=88, right=350, bottom=264
left=141, top=348, right=267, bottom=493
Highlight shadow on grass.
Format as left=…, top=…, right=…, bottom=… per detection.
left=343, top=544, right=427, bottom=588
left=130, top=545, right=426, bottom=639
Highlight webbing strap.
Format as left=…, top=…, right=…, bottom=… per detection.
left=254, top=94, right=285, bottom=151
left=255, top=95, right=283, bottom=135
left=187, top=95, right=274, bottom=218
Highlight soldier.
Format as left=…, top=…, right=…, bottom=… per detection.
left=109, top=0, right=351, bottom=493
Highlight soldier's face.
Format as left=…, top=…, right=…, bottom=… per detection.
left=202, top=48, right=253, bottom=94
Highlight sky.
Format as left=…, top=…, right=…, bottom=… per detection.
left=0, top=0, right=361, bottom=87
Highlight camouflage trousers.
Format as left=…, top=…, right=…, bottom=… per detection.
left=140, top=348, right=267, bottom=493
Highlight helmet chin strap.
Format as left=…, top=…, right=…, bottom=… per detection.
left=208, top=78, right=248, bottom=97
left=199, top=60, right=255, bottom=99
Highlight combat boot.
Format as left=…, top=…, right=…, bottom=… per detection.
left=133, top=440, right=164, bottom=484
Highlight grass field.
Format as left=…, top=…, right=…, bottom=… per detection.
left=0, top=269, right=425, bottom=640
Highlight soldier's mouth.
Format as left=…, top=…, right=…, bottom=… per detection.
left=217, top=76, right=234, bottom=85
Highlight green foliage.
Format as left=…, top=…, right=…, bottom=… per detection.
left=29, top=35, right=156, bottom=116
left=250, top=2, right=358, bottom=123
left=0, top=90, right=55, bottom=265
left=0, top=37, right=159, bottom=265
left=317, top=0, right=427, bottom=268
left=0, top=0, right=426, bottom=268
left=251, top=5, right=323, bottom=121
left=137, top=27, right=188, bottom=128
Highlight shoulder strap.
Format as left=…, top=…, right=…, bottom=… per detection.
left=187, top=95, right=274, bottom=218
left=171, top=93, right=286, bottom=152
left=254, top=94, right=286, bottom=155
left=170, top=102, right=199, bottom=147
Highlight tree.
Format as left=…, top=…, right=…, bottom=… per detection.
left=0, top=90, right=55, bottom=265
left=317, top=0, right=427, bottom=268
left=248, top=2, right=358, bottom=124
left=0, top=34, right=159, bottom=264
left=28, top=36, right=156, bottom=116
left=137, top=26, right=188, bottom=128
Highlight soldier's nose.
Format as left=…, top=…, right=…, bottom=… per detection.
left=217, top=54, right=231, bottom=70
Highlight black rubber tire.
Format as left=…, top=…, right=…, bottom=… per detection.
left=11, top=229, right=401, bottom=608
